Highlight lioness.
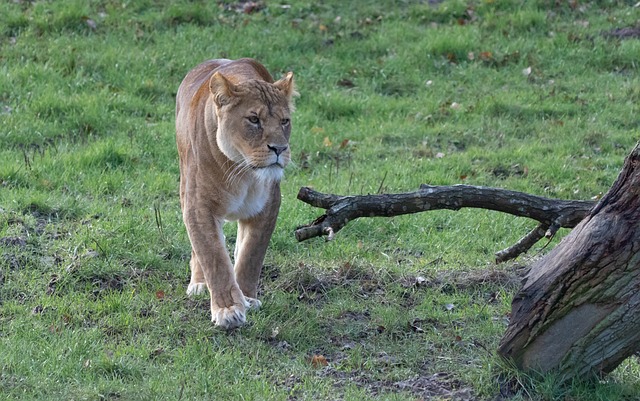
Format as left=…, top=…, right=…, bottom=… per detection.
left=176, top=58, right=296, bottom=329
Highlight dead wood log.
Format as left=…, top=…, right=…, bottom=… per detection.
left=295, top=184, right=594, bottom=262
left=497, top=141, right=640, bottom=380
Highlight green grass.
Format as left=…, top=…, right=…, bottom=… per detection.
left=1, top=0, right=639, bottom=399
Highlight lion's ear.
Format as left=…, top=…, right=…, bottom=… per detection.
left=274, top=72, right=298, bottom=100
left=274, top=72, right=298, bottom=111
left=209, top=72, right=236, bottom=106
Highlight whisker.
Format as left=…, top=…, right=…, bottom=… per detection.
left=225, top=159, right=253, bottom=188
left=222, top=160, right=238, bottom=183
left=224, top=163, right=242, bottom=187
left=222, top=159, right=237, bottom=184
left=285, top=158, right=297, bottom=169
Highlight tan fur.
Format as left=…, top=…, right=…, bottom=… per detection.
left=176, top=58, right=296, bottom=329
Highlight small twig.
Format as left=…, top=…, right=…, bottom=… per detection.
left=377, top=171, right=388, bottom=194
left=92, top=238, right=106, bottom=256
left=536, top=236, right=555, bottom=254
left=154, top=201, right=165, bottom=240
left=495, top=223, right=549, bottom=263
left=472, top=339, right=494, bottom=357
left=22, top=147, right=31, bottom=170
left=348, top=171, right=354, bottom=192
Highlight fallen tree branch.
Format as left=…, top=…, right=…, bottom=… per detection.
left=295, top=184, right=595, bottom=262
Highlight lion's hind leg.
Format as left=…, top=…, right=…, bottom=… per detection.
left=234, top=222, right=263, bottom=311
left=186, top=250, right=208, bottom=296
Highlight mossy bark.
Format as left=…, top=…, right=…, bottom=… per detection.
left=498, top=141, right=640, bottom=380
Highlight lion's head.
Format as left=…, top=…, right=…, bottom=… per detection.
left=209, top=71, right=296, bottom=183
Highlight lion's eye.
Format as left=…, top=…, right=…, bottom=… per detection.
left=247, top=115, right=260, bottom=125
left=281, top=118, right=290, bottom=126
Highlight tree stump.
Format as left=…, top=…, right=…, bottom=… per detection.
left=498, top=141, right=640, bottom=380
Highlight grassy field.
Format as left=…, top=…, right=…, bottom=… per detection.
left=1, top=0, right=639, bottom=399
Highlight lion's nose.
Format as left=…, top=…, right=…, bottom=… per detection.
left=268, top=144, right=288, bottom=156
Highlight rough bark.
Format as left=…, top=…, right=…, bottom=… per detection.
left=497, top=142, right=640, bottom=380
left=295, top=184, right=594, bottom=262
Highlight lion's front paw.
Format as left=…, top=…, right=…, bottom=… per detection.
left=186, top=282, right=208, bottom=296
left=211, top=304, right=247, bottom=329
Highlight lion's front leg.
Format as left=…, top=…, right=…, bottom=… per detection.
left=184, top=210, right=248, bottom=329
left=234, top=185, right=280, bottom=309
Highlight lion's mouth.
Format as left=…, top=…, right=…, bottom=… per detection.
left=252, top=161, right=284, bottom=169
left=252, top=162, right=286, bottom=183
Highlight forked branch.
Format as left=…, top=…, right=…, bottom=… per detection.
left=294, top=184, right=595, bottom=262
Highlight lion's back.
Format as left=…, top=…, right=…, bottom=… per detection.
left=176, top=59, right=231, bottom=118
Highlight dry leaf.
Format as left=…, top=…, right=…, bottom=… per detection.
left=310, top=354, right=328, bottom=367
left=155, top=290, right=165, bottom=300
left=479, top=51, right=493, bottom=61
left=323, top=137, right=332, bottom=147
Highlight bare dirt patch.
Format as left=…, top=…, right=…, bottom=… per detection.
left=0, top=237, right=26, bottom=247
left=604, top=26, right=640, bottom=40
left=323, top=367, right=477, bottom=400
